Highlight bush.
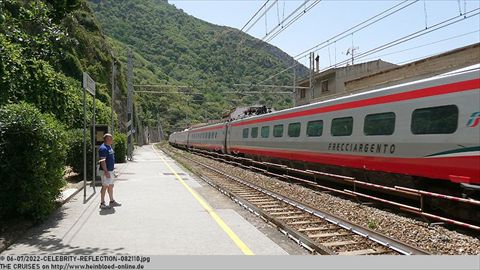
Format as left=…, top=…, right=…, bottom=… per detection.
left=114, top=133, right=127, bottom=163
left=65, top=128, right=93, bottom=177
left=0, top=103, right=67, bottom=221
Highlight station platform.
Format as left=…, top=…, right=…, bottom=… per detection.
left=3, top=145, right=301, bottom=255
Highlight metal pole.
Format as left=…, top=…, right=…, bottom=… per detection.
left=83, top=87, right=86, bottom=200
left=310, top=52, right=314, bottom=101
left=157, top=113, right=162, bottom=142
left=111, top=60, right=115, bottom=136
left=92, top=92, right=96, bottom=192
left=127, top=49, right=134, bottom=160
left=293, top=63, right=296, bottom=107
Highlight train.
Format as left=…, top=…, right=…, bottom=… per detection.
left=169, top=64, right=480, bottom=194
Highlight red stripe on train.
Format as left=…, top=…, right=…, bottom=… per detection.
left=190, top=143, right=223, bottom=151
left=229, top=146, right=480, bottom=184
left=232, top=79, right=480, bottom=127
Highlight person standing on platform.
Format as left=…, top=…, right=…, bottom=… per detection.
left=98, top=133, right=122, bottom=209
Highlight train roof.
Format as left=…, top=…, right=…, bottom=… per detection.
left=230, top=64, right=480, bottom=125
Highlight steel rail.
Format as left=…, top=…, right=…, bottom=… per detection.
left=167, top=149, right=429, bottom=255
left=189, top=148, right=480, bottom=231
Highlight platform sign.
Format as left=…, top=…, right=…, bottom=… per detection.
left=82, top=72, right=97, bottom=198
left=83, top=72, right=96, bottom=96
left=91, top=125, right=110, bottom=146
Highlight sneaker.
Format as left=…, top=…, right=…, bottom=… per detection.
left=109, top=200, right=122, bottom=207
left=100, top=202, right=111, bottom=209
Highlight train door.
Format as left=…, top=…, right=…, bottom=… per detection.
left=224, top=124, right=230, bottom=154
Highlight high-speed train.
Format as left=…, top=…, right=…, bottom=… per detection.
left=169, top=65, right=480, bottom=190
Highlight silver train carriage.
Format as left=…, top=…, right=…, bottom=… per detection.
left=185, top=123, right=226, bottom=153
left=170, top=65, right=480, bottom=188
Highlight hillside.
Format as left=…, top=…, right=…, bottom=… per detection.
left=0, top=0, right=130, bottom=222
left=1, top=0, right=126, bottom=129
left=88, top=0, right=308, bottom=133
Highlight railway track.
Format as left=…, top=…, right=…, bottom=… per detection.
left=162, top=147, right=429, bottom=255
left=183, top=147, right=480, bottom=232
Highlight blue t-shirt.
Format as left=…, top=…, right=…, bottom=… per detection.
left=99, top=143, right=115, bottom=171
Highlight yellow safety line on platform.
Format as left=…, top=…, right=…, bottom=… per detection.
left=152, top=145, right=254, bottom=255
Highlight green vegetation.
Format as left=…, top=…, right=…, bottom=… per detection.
left=0, top=103, right=67, bottom=221
left=368, top=219, right=378, bottom=230
left=88, top=0, right=307, bottom=133
left=113, top=133, right=127, bottom=163
left=0, top=0, right=124, bottom=221
left=0, top=0, right=120, bottom=128
left=65, top=128, right=93, bottom=178
left=0, top=0, right=306, bottom=222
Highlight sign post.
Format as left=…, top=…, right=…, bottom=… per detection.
left=82, top=72, right=96, bottom=200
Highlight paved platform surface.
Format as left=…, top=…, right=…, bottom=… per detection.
left=3, top=145, right=292, bottom=255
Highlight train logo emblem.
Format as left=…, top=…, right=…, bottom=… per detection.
left=466, top=112, right=480, bottom=127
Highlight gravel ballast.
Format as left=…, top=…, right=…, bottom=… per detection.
left=166, top=146, right=480, bottom=255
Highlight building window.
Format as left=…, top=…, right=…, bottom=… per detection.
left=288, top=122, right=301, bottom=137
left=331, top=117, right=353, bottom=136
left=251, top=127, right=258, bottom=138
left=273, top=124, right=284, bottom=137
left=242, top=128, right=249, bottom=138
left=261, top=126, right=270, bottom=138
left=411, top=105, right=458, bottom=134
left=300, top=89, right=306, bottom=99
left=306, top=120, right=323, bottom=137
left=321, top=80, right=329, bottom=93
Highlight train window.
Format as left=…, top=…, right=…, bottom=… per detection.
left=251, top=127, right=258, bottom=138
left=242, top=128, right=249, bottom=138
left=411, top=105, right=458, bottom=134
left=331, top=117, right=353, bottom=136
left=261, top=126, right=270, bottom=138
left=288, top=122, right=301, bottom=137
left=273, top=124, right=284, bottom=137
left=307, top=120, right=323, bottom=137
left=364, top=112, right=395, bottom=136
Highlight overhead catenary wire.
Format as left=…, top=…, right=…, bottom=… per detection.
left=359, top=29, right=480, bottom=62
left=257, top=5, right=479, bottom=87
left=265, top=1, right=321, bottom=42
left=244, top=1, right=278, bottom=33
left=317, top=9, right=480, bottom=74
left=262, top=0, right=318, bottom=42
left=293, top=0, right=418, bottom=59
left=241, top=0, right=271, bottom=32
left=257, top=0, right=418, bottom=86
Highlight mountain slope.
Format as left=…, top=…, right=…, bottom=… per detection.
left=88, top=0, right=307, bottom=132
left=0, top=0, right=126, bottom=129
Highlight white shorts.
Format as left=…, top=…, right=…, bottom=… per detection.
left=100, top=171, right=115, bottom=186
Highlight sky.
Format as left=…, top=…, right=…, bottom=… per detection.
left=169, top=0, right=480, bottom=70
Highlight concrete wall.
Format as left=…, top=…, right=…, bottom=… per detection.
left=295, top=60, right=397, bottom=106
left=345, top=43, right=480, bottom=93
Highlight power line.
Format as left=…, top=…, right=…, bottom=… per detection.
left=241, top=0, right=270, bottom=32
left=256, top=0, right=417, bottom=85
left=293, top=0, right=417, bottom=59
left=257, top=5, right=479, bottom=87
left=264, top=0, right=321, bottom=42
left=317, top=9, right=480, bottom=73
left=244, top=1, right=278, bottom=33
left=360, top=29, right=480, bottom=62
left=261, top=0, right=309, bottom=40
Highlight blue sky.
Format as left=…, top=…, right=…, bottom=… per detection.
left=170, top=0, right=480, bottom=69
